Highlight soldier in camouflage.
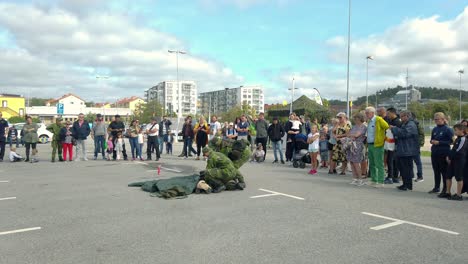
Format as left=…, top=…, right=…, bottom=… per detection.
left=47, top=117, right=64, bottom=162
left=208, top=137, right=251, bottom=169
left=202, top=146, right=246, bottom=193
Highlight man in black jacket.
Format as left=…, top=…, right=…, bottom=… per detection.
left=72, top=113, right=91, bottom=161
left=384, top=107, right=402, bottom=184
left=268, top=117, right=285, bottom=164
left=108, top=114, right=128, bottom=160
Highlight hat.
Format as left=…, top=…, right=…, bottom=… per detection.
left=115, top=114, right=121, bottom=118
left=202, top=146, right=212, bottom=155
left=56, top=117, right=63, bottom=121
left=336, top=112, right=346, bottom=117
left=229, top=122, right=234, bottom=126
left=272, top=117, right=278, bottom=121
left=96, top=114, right=102, bottom=118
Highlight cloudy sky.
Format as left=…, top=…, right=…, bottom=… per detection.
left=0, top=0, right=467, bottom=103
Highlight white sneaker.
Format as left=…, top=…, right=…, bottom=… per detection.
left=357, top=179, right=366, bottom=186
left=349, top=179, right=359, bottom=185
left=83, top=158, right=88, bottom=161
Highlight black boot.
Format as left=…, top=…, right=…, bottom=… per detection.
left=213, top=185, right=226, bottom=193
left=59, top=157, right=64, bottom=162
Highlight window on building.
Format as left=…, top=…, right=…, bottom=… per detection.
left=2, top=100, right=7, bottom=107
left=19, top=109, right=24, bottom=116
left=70, top=102, right=74, bottom=104
left=167, top=83, right=173, bottom=88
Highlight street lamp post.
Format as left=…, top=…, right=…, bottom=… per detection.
left=96, top=75, right=110, bottom=121
left=366, top=55, right=373, bottom=107
left=288, top=78, right=298, bottom=113
left=168, top=50, right=186, bottom=132
left=459, top=69, right=464, bottom=121
left=346, top=0, right=352, bottom=118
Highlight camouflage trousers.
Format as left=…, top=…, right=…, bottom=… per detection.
left=51, top=140, right=63, bottom=161
left=204, top=168, right=245, bottom=190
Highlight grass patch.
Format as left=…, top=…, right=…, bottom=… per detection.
left=421, top=150, right=431, bottom=157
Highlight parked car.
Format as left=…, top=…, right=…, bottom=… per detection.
left=13, top=123, right=54, bottom=144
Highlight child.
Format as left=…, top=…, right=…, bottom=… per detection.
left=9, top=147, right=23, bottom=162
left=319, top=125, right=329, bottom=168
left=106, top=135, right=114, bottom=161
left=251, top=143, right=265, bottom=162
left=444, top=124, right=467, bottom=200
left=166, top=132, right=174, bottom=155
left=138, top=130, right=144, bottom=160
left=60, top=121, right=74, bottom=162
left=115, top=133, right=124, bottom=160
left=307, top=124, right=320, bottom=175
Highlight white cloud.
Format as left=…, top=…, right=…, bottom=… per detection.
left=199, top=0, right=294, bottom=9
left=272, top=7, right=468, bottom=104
left=0, top=3, right=243, bottom=102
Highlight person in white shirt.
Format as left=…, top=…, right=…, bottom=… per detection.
left=9, top=147, right=23, bottom=162
left=209, top=115, right=221, bottom=141
left=145, top=117, right=160, bottom=161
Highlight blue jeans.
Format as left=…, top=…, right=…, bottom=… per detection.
left=94, top=135, right=105, bottom=158
left=183, top=138, right=197, bottom=157
left=159, top=136, right=165, bottom=154
left=413, top=154, right=423, bottom=178
left=272, top=140, right=284, bottom=162
left=129, top=137, right=141, bottom=159
left=8, top=137, right=19, bottom=148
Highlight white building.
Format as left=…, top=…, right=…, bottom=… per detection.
left=199, top=85, right=265, bottom=116
left=393, top=88, right=422, bottom=108
left=28, top=93, right=132, bottom=124
left=145, top=81, right=197, bottom=116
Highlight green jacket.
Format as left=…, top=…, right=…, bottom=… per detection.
left=47, top=123, right=63, bottom=141
left=23, top=123, right=39, bottom=143
left=374, top=116, right=389, bottom=147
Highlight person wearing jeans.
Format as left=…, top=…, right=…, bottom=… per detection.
left=92, top=114, right=107, bottom=160
left=255, top=112, right=269, bottom=160
left=159, top=116, right=172, bottom=154
left=72, top=113, right=91, bottom=161
left=391, top=111, right=420, bottom=191
left=365, top=107, right=389, bottom=187
left=127, top=120, right=141, bottom=161
left=145, top=117, right=160, bottom=161
left=267, top=117, right=285, bottom=164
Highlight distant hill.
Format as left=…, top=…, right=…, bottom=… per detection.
left=329, top=86, right=468, bottom=106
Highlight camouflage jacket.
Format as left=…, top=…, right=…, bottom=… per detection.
left=47, top=123, right=64, bottom=141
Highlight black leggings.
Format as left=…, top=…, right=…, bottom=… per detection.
left=25, top=143, right=37, bottom=159
left=431, top=153, right=448, bottom=192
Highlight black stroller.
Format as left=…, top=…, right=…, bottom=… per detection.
left=292, top=134, right=311, bottom=169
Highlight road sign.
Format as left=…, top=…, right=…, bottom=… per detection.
left=57, top=103, right=64, bottom=115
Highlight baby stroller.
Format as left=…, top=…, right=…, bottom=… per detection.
left=292, top=134, right=311, bottom=169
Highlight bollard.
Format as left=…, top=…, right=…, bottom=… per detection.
left=157, top=165, right=161, bottom=175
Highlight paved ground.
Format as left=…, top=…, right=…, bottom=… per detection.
left=1, top=141, right=467, bottom=264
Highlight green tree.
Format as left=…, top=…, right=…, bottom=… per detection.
left=85, top=112, right=97, bottom=123
left=30, top=97, right=51, bottom=106
left=7, top=116, right=26, bottom=123
left=133, top=100, right=163, bottom=123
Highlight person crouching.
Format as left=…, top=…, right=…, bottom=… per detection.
left=9, top=147, right=23, bottom=162
left=251, top=143, right=265, bottom=162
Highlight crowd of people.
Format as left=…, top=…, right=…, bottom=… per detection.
left=1, top=108, right=467, bottom=200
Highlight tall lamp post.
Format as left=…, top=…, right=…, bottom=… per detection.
left=168, top=50, right=186, bottom=132
left=96, top=75, right=110, bottom=121
left=345, top=0, right=352, bottom=118
left=459, top=69, right=464, bottom=121
left=366, top=55, right=373, bottom=107
left=288, top=78, right=298, bottom=114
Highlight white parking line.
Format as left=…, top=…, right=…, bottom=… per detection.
left=135, top=161, right=149, bottom=165
left=0, top=197, right=16, bottom=201
left=250, top=188, right=305, bottom=200
left=362, top=212, right=459, bottom=235
left=0, top=181, right=9, bottom=183
left=0, top=227, right=42, bottom=236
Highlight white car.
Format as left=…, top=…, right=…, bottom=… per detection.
left=13, top=123, right=54, bottom=144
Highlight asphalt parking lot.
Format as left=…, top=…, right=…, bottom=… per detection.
left=1, top=142, right=467, bottom=264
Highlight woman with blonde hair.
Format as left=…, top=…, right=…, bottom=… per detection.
left=345, top=112, right=368, bottom=185
left=194, top=116, right=210, bottom=160
left=331, top=112, right=351, bottom=175
left=429, top=112, right=454, bottom=196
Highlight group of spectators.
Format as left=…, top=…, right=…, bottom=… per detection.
left=1, top=108, right=467, bottom=200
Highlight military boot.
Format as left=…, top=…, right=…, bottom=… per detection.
left=212, top=185, right=226, bottom=193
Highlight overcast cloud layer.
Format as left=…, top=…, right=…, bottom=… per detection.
left=0, top=2, right=467, bottom=103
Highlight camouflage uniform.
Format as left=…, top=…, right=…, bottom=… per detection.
left=203, top=147, right=245, bottom=191
left=47, top=122, right=64, bottom=162
left=208, top=137, right=251, bottom=169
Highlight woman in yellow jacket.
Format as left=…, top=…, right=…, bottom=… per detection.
left=194, top=117, right=210, bottom=160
